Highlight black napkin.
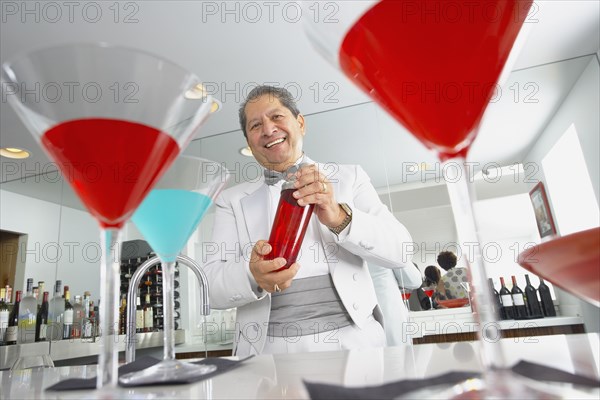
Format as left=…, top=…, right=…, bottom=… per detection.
left=304, top=371, right=478, bottom=400
left=303, top=361, right=600, bottom=400
left=512, top=360, right=600, bottom=388
left=46, top=356, right=251, bottom=391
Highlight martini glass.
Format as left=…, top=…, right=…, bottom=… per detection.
left=119, top=155, right=229, bottom=385
left=1, top=43, right=217, bottom=388
left=422, top=285, right=435, bottom=310
left=400, top=287, right=412, bottom=311
left=302, top=1, right=554, bottom=397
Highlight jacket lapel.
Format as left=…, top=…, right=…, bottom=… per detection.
left=240, top=182, right=270, bottom=243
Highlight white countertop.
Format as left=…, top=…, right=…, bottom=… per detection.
left=1, top=333, right=598, bottom=399
left=408, top=307, right=583, bottom=338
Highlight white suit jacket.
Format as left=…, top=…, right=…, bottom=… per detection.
left=203, top=163, right=413, bottom=357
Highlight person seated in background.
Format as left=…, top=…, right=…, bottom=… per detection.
left=369, top=261, right=421, bottom=346
left=417, top=265, right=448, bottom=310
left=438, top=251, right=469, bottom=299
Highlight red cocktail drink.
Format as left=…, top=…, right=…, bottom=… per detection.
left=340, top=0, right=531, bottom=160
left=42, top=118, right=179, bottom=229
left=266, top=188, right=315, bottom=270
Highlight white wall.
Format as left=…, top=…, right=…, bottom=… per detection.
left=55, top=205, right=101, bottom=300
left=525, top=57, right=599, bottom=208
left=523, top=56, right=600, bottom=332
left=1, top=190, right=61, bottom=294
left=0, top=189, right=100, bottom=300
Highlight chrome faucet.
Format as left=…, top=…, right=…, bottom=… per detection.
left=125, top=254, right=211, bottom=363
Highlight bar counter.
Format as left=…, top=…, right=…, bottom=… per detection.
left=1, top=333, right=598, bottom=399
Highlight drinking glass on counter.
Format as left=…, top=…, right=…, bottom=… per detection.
left=2, top=43, right=217, bottom=388
left=119, top=155, right=229, bottom=385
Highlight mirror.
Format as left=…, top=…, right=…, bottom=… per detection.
left=1, top=54, right=597, bottom=343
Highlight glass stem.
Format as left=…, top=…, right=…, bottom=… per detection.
left=97, top=228, right=121, bottom=388
left=162, top=261, right=177, bottom=361
left=443, top=157, right=506, bottom=370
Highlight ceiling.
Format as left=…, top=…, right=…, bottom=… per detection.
left=1, top=1, right=599, bottom=205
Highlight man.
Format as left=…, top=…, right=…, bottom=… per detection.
left=203, top=85, right=413, bottom=357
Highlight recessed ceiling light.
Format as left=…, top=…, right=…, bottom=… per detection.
left=210, top=99, right=222, bottom=113
left=240, top=146, right=253, bottom=157
left=184, top=83, right=208, bottom=100
left=0, top=147, right=30, bottom=159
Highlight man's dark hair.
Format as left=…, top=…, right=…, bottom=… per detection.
left=238, top=85, right=301, bottom=138
left=437, top=251, right=458, bottom=271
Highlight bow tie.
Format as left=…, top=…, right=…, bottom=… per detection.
left=264, top=169, right=287, bottom=185
left=264, top=163, right=307, bottom=186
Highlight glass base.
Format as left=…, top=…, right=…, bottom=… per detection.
left=398, top=369, right=561, bottom=400
left=118, top=359, right=217, bottom=386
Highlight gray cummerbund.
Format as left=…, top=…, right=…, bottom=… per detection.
left=268, top=274, right=352, bottom=337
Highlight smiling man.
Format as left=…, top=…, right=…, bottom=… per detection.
left=203, top=85, right=414, bottom=357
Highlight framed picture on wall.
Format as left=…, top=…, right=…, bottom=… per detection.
left=529, top=182, right=557, bottom=238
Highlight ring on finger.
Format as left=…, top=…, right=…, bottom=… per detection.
left=322, top=181, right=328, bottom=193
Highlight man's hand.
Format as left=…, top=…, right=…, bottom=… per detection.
left=292, top=164, right=346, bottom=229
left=249, top=240, right=299, bottom=293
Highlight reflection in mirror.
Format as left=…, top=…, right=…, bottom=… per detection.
left=1, top=54, right=597, bottom=344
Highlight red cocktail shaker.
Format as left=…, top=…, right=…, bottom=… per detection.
left=266, top=166, right=315, bottom=270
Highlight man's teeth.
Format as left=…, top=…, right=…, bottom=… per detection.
left=266, top=138, right=285, bottom=148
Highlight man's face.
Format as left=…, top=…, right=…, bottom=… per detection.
left=244, top=94, right=305, bottom=172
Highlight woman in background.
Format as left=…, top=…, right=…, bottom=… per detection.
left=418, top=265, right=448, bottom=310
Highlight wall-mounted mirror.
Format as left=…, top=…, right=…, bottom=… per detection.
left=1, top=49, right=598, bottom=343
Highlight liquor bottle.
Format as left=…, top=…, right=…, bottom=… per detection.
left=538, top=278, right=556, bottom=317
left=72, top=295, right=84, bottom=338
left=62, top=286, right=74, bottom=339
left=48, top=280, right=65, bottom=341
left=143, top=293, right=154, bottom=332
left=18, top=278, right=37, bottom=343
left=136, top=294, right=144, bottom=333
left=488, top=278, right=504, bottom=319
left=524, top=275, right=543, bottom=318
left=93, top=305, right=100, bottom=336
left=0, top=288, right=9, bottom=345
left=37, top=281, right=45, bottom=309
left=119, top=294, right=127, bottom=334
left=82, top=291, right=92, bottom=339
left=5, top=285, right=13, bottom=305
left=511, top=276, right=528, bottom=320
left=499, top=277, right=514, bottom=319
left=6, top=290, right=21, bottom=345
left=266, top=165, right=316, bottom=270
left=36, top=292, right=49, bottom=341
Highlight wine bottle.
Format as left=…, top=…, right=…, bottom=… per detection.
left=72, top=295, right=84, bottom=338
left=488, top=278, right=504, bottom=319
left=524, top=275, right=543, bottom=318
left=6, top=290, right=21, bottom=345
left=143, top=293, right=154, bottom=332
left=136, top=294, right=144, bottom=333
left=82, top=292, right=93, bottom=340
left=499, top=277, right=514, bottom=319
left=37, top=281, right=45, bottom=310
left=538, top=278, right=556, bottom=317
left=18, top=278, right=37, bottom=343
left=511, top=276, right=528, bottom=319
left=0, top=288, right=9, bottom=345
left=36, top=292, right=49, bottom=341
left=48, top=280, right=65, bottom=341
left=119, top=294, right=127, bottom=334
left=63, top=286, right=74, bottom=339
